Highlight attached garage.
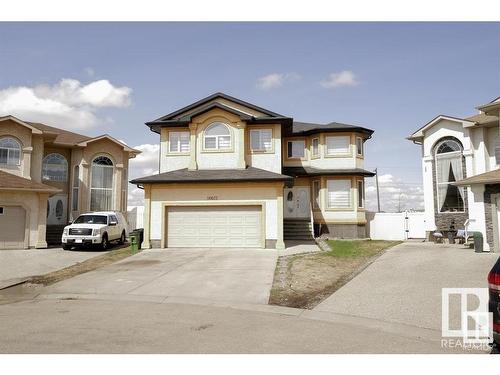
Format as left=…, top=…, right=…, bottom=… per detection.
left=166, top=206, right=262, bottom=248
left=0, top=205, right=26, bottom=249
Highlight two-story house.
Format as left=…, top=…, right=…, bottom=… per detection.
left=0, top=115, right=140, bottom=249
left=131, top=93, right=374, bottom=250
left=408, top=96, right=500, bottom=252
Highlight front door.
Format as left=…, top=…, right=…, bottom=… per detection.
left=47, top=194, right=68, bottom=225
left=284, top=187, right=310, bottom=219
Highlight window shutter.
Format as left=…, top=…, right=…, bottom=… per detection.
left=326, top=136, right=350, bottom=155
left=327, top=180, right=351, bottom=208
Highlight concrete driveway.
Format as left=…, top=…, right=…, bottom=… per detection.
left=0, top=248, right=108, bottom=289
left=44, top=248, right=279, bottom=305
left=314, top=241, right=499, bottom=331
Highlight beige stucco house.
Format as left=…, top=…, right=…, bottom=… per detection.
left=0, top=115, right=140, bottom=249
left=131, top=93, right=374, bottom=250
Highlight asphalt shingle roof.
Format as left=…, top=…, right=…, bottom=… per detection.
left=283, top=166, right=375, bottom=177
left=0, top=170, right=61, bottom=192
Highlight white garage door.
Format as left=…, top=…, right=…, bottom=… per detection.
left=0, top=206, right=26, bottom=249
left=167, top=206, right=262, bottom=248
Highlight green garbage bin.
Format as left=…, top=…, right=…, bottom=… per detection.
left=130, top=231, right=139, bottom=253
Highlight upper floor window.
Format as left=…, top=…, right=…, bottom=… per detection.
left=90, top=156, right=114, bottom=211
left=356, top=137, right=364, bottom=156
left=327, top=179, right=351, bottom=209
left=435, top=138, right=464, bottom=213
left=311, top=138, right=320, bottom=157
left=326, top=136, right=350, bottom=156
left=0, top=137, right=21, bottom=166
left=42, top=153, right=68, bottom=181
left=204, top=122, right=231, bottom=150
left=250, top=129, right=272, bottom=152
left=169, top=131, right=190, bottom=153
left=287, top=140, right=305, bottom=158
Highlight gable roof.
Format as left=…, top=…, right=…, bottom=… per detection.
left=76, top=134, right=141, bottom=155
left=0, top=170, right=61, bottom=193
left=145, top=92, right=293, bottom=133
left=0, top=115, right=43, bottom=134
left=291, top=121, right=373, bottom=136
left=407, top=115, right=476, bottom=141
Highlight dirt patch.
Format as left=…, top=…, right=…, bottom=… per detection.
left=26, top=245, right=138, bottom=286
left=269, top=240, right=401, bottom=309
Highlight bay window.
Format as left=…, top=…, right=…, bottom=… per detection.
left=287, top=140, right=305, bottom=158
left=326, top=136, right=350, bottom=156
left=311, top=138, right=319, bottom=157
left=90, top=156, right=114, bottom=211
left=250, top=129, right=273, bottom=152
left=356, top=137, right=364, bottom=156
left=327, top=179, right=351, bottom=209
left=357, top=180, right=364, bottom=208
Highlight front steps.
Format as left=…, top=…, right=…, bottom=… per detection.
left=284, top=219, right=314, bottom=241
left=46, top=225, right=65, bottom=246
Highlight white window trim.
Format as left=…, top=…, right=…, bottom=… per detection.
left=312, top=180, right=321, bottom=209
left=89, top=155, right=115, bottom=212
left=435, top=151, right=465, bottom=213
left=325, top=135, right=351, bottom=157
left=326, top=179, right=352, bottom=210
left=287, top=139, right=306, bottom=159
left=203, top=123, right=232, bottom=151
left=0, top=137, right=22, bottom=166
left=42, top=153, right=68, bottom=182
left=356, top=137, right=364, bottom=157
left=250, top=128, right=273, bottom=152
left=311, top=138, right=320, bottom=158
left=168, top=131, right=190, bottom=154
left=357, top=180, right=364, bottom=208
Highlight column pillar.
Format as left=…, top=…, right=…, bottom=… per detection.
left=188, top=123, right=198, bottom=171
left=236, top=121, right=246, bottom=169
left=115, top=163, right=124, bottom=211
left=276, top=184, right=285, bottom=250
left=142, top=184, right=152, bottom=249
left=22, top=147, right=33, bottom=179
left=81, top=161, right=89, bottom=211
left=35, top=193, right=49, bottom=248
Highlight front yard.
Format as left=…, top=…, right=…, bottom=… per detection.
left=269, top=240, right=401, bottom=309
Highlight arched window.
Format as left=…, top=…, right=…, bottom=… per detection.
left=42, top=153, right=68, bottom=181
left=90, top=156, right=114, bottom=211
left=204, top=122, right=231, bottom=150
left=0, top=137, right=21, bottom=166
left=435, top=139, right=464, bottom=212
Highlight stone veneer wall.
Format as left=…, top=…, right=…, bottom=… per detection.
left=315, top=223, right=367, bottom=239
left=431, top=137, right=469, bottom=232
left=484, top=184, right=500, bottom=251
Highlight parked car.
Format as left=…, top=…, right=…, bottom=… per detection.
left=62, top=211, right=128, bottom=250
left=488, top=257, right=500, bottom=349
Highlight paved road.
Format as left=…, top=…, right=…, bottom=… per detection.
left=315, top=241, right=499, bottom=331
left=44, top=248, right=279, bottom=304
left=0, top=248, right=108, bottom=289
left=0, top=298, right=464, bottom=353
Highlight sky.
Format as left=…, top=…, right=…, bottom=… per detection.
left=0, top=22, right=499, bottom=211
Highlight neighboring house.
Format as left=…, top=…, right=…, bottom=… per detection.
left=0, top=115, right=140, bottom=249
left=408, top=96, right=500, bottom=252
left=131, top=93, right=374, bottom=250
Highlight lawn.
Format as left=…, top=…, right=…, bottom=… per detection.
left=269, top=239, right=401, bottom=309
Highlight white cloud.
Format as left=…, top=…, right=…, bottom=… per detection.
left=0, top=78, right=132, bottom=131
left=320, top=70, right=359, bottom=89
left=365, top=173, right=424, bottom=213
left=127, top=143, right=160, bottom=207
left=256, top=72, right=300, bottom=91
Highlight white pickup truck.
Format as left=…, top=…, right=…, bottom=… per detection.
left=61, top=211, right=128, bottom=250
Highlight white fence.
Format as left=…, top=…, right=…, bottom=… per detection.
left=367, top=211, right=426, bottom=240
left=127, top=205, right=144, bottom=233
